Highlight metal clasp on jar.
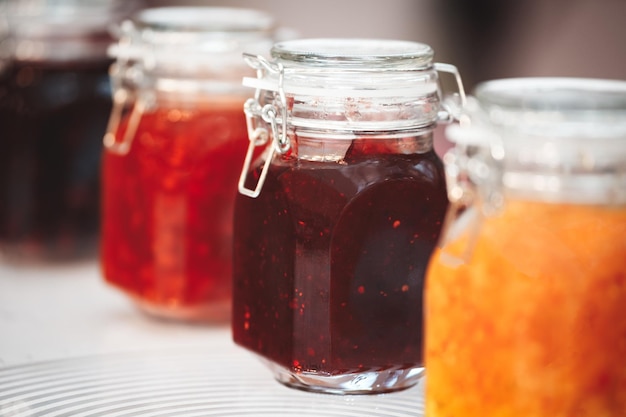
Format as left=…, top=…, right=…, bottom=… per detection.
left=433, top=63, right=467, bottom=123
left=102, top=69, right=156, bottom=156
left=438, top=114, right=505, bottom=266
left=237, top=54, right=289, bottom=198
left=102, top=21, right=155, bottom=156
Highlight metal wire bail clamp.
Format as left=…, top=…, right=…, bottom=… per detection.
left=102, top=22, right=147, bottom=156
left=433, top=62, right=467, bottom=123
left=238, top=53, right=289, bottom=198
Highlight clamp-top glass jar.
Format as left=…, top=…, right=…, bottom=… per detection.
left=101, top=7, right=276, bottom=322
left=232, top=38, right=465, bottom=394
left=0, top=0, right=136, bottom=261
left=425, top=78, right=626, bottom=417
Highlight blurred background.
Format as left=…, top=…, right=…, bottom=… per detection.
left=1, top=0, right=624, bottom=261
left=146, top=0, right=626, bottom=91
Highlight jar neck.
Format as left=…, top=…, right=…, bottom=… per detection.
left=285, top=91, right=441, bottom=133
left=251, top=86, right=442, bottom=160
left=109, top=7, right=275, bottom=84
left=114, top=45, right=269, bottom=85
left=8, top=38, right=112, bottom=64
left=500, top=137, right=626, bottom=205
left=286, top=129, right=435, bottom=162
left=443, top=140, right=626, bottom=210
left=110, top=69, right=251, bottom=112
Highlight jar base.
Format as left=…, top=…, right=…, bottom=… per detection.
left=0, top=238, right=98, bottom=264
left=120, top=297, right=231, bottom=324
left=133, top=298, right=231, bottom=324
left=262, top=358, right=424, bottom=395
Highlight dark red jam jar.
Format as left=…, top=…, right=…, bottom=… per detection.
left=101, top=7, right=276, bottom=322
left=232, top=38, right=465, bottom=394
left=0, top=0, right=136, bottom=261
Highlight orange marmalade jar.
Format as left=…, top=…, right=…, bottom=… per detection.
left=101, top=7, right=276, bottom=322
left=425, top=78, right=626, bottom=417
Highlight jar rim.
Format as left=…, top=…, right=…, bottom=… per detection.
left=109, top=6, right=276, bottom=72
left=4, top=0, right=136, bottom=35
left=3, top=0, right=137, bottom=62
left=271, top=38, right=434, bottom=69
left=475, top=77, right=626, bottom=112
left=133, top=6, right=275, bottom=34
left=467, top=77, right=626, bottom=141
left=242, top=38, right=440, bottom=99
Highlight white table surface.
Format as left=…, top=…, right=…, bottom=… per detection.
left=0, top=260, right=231, bottom=368
left=0, top=260, right=425, bottom=416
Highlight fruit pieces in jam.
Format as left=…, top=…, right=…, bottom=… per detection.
left=425, top=200, right=626, bottom=417
left=101, top=98, right=248, bottom=322
left=233, top=140, right=448, bottom=388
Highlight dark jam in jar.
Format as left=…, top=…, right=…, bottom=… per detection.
left=232, top=138, right=448, bottom=377
left=0, top=60, right=111, bottom=260
left=102, top=99, right=249, bottom=321
left=234, top=37, right=464, bottom=394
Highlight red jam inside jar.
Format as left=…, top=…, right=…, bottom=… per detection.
left=0, top=59, right=111, bottom=260
left=100, top=6, right=276, bottom=322
left=233, top=136, right=448, bottom=389
left=102, top=99, right=248, bottom=321
left=231, top=39, right=463, bottom=393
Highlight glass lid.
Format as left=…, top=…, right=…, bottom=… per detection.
left=474, top=77, right=626, bottom=140
left=271, top=38, right=434, bottom=69
left=109, top=7, right=276, bottom=71
left=134, top=7, right=275, bottom=35
left=243, top=38, right=440, bottom=99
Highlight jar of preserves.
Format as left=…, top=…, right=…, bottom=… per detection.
left=0, top=0, right=136, bottom=261
left=101, top=7, right=276, bottom=322
left=425, top=78, right=626, bottom=417
left=233, top=38, right=465, bottom=394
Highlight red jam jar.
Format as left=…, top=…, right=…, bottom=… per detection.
left=0, top=0, right=136, bottom=261
left=232, top=39, right=465, bottom=394
left=101, top=7, right=276, bottom=322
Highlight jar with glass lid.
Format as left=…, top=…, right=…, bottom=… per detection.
left=425, top=77, right=626, bottom=417
left=232, top=38, right=465, bottom=394
left=101, top=7, right=276, bottom=322
left=0, top=0, right=136, bottom=261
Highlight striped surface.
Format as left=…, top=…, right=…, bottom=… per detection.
left=0, top=346, right=424, bottom=417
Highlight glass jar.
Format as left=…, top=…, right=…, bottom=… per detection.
left=232, top=38, right=465, bottom=394
left=0, top=0, right=136, bottom=261
left=101, top=7, right=276, bottom=322
left=425, top=78, right=626, bottom=416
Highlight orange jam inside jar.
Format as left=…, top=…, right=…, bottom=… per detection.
left=425, top=78, right=626, bottom=417
left=100, top=7, right=276, bottom=322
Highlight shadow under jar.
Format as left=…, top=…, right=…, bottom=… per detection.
left=0, top=0, right=136, bottom=261
left=100, top=7, right=276, bottom=322
left=232, top=38, right=465, bottom=394
left=425, top=78, right=626, bottom=417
